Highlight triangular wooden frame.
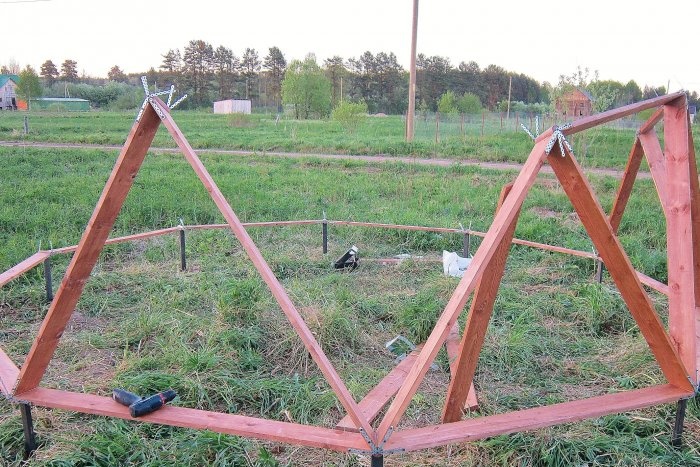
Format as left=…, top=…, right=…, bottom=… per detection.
left=0, top=93, right=697, bottom=457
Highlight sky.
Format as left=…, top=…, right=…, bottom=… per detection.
left=2, top=0, right=698, bottom=93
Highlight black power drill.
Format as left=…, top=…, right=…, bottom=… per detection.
left=112, top=388, right=177, bottom=417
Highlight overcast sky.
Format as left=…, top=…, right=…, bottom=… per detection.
left=3, top=0, right=698, bottom=93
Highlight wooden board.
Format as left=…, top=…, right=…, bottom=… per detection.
left=445, top=323, right=478, bottom=410
left=0, top=251, right=50, bottom=288
left=608, top=138, right=643, bottom=233
left=638, top=131, right=668, bottom=213
left=18, top=387, right=367, bottom=452
left=384, top=384, right=692, bottom=452
left=663, top=97, right=698, bottom=386
left=153, top=97, right=374, bottom=439
left=0, top=348, right=19, bottom=396
left=376, top=137, right=551, bottom=441
left=547, top=141, right=692, bottom=391
left=442, top=183, right=518, bottom=422
left=14, top=104, right=163, bottom=395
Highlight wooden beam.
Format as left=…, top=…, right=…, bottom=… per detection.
left=14, top=104, right=163, bottom=395
left=442, top=183, right=518, bottom=422
left=336, top=348, right=422, bottom=431
left=638, top=107, right=665, bottom=135
left=608, top=138, right=644, bottom=234
left=153, top=97, right=374, bottom=440
left=0, top=251, right=50, bottom=288
left=636, top=271, right=669, bottom=295
left=0, top=348, right=19, bottom=396
left=445, top=323, right=478, bottom=410
left=685, top=113, right=700, bottom=382
left=547, top=143, right=693, bottom=391
left=562, top=92, right=684, bottom=136
left=17, top=387, right=367, bottom=452
left=638, top=131, right=668, bottom=213
left=376, top=138, right=550, bottom=441
left=664, top=97, right=698, bottom=386
left=384, top=384, right=692, bottom=452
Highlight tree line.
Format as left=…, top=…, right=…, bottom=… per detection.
left=4, top=42, right=699, bottom=118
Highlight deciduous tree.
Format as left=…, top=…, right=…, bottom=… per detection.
left=282, top=54, right=331, bottom=119
left=16, top=66, right=42, bottom=108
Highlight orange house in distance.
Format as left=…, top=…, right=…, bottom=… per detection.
left=555, top=88, right=593, bottom=118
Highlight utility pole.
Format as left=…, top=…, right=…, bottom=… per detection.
left=406, top=0, right=419, bottom=142
left=506, top=76, right=512, bottom=120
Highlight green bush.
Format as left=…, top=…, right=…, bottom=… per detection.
left=458, top=92, right=482, bottom=114
left=437, top=90, right=459, bottom=114
left=331, top=100, right=368, bottom=133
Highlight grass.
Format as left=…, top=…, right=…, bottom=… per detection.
left=0, top=135, right=698, bottom=465
left=1, top=110, right=698, bottom=169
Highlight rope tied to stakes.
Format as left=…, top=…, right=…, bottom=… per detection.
left=521, top=118, right=574, bottom=157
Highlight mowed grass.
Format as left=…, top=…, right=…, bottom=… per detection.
left=0, top=146, right=698, bottom=466
left=2, top=110, right=698, bottom=169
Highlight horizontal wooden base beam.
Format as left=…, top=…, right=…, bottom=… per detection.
left=0, top=251, right=50, bottom=288
left=16, top=387, right=368, bottom=452
left=385, top=384, right=692, bottom=452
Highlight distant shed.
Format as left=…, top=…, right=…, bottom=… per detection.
left=0, top=74, right=26, bottom=110
left=31, top=97, right=90, bottom=111
left=214, top=99, right=251, bottom=114
left=555, top=88, right=593, bottom=118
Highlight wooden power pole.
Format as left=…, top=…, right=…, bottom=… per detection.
left=406, top=0, right=419, bottom=142
left=506, top=76, right=512, bottom=120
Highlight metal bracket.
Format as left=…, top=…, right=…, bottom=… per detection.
left=348, top=426, right=405, bottom=457
left=135, top=76, right=187, bottom=122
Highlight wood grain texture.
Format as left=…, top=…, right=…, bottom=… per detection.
left=442, top=183, right=517, bottom=422
left=638, top=107, right=664, bottom=135
left=14, top=104, right=163, bottom=395
left=445, top=323, right=478, bottom=410
left=154, top=97, right=374, bottom=440
left=336, top=348, right=423, bottom=431
left=685, top=113, right=700, bottom=383
left=0, top=251, right=50, bottom=288
left=0, top=348, right=19, bottom=396
left=376, top=139, right=550, bottom=441
left=547, top=142, right=692, bottom=391
left=385, top=384, right=692, bottom=452
left=17, top=388, right=367, bottom=452
left=663, top=97, right=698, bottom=386
left=609, top=138, right=643, bottom=233
left=638, top=131, right=668, bottom=212
left=563, top=92, right=684, bottom=136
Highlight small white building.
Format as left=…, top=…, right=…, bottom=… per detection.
left=213, top=99, right=251, bottom=115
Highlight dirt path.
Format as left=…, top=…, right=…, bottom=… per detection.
left=0, top=140, right=648, bottom=179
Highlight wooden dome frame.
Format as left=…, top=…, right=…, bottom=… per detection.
left=0, top=92, right=698, bottom=462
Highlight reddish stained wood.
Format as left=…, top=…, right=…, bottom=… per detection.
left=51, top=227, right=182, bottom=254
left=638, top=107, right=665, bottom=135
left=562, top=92, right=684, bottom=136
left=154, top=97, right=374, bottom=440
left=445, top=323, right=478, bottom=410
left=330, top=221, right=461, bottom=234
left=14, top=104, right=163, bottom=395
left=17, top=387, right=367, bottom=452
left=0, top=251, right=50, bottom=288
left=547, top=142, right=693, bottom=391
left=0, top=348, right=19, bottom=396
left=638, top=131, right=668, bottom=212
left=685, top=114, right=700, bottom=380
left=609, top=138, right=644, bottom=234
left=385, top=384, right=692, bottom=452
left=336, top=348, right=422, bottom=431
left=376, top=139, right=550, bottom=441
left=636, top=271, right=669, bottom=295
left=442, top=183, right=518, bottom=423
left=663, top=98, right=698, bottom=386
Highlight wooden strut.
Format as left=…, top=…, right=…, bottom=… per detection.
left=151, top=97, right=375, bottom=441
left=442, top=182, right=519, bottom=423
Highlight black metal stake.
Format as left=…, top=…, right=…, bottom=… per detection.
left=179, top=229, right=187, bottom=271
left=371, top=454, right=384, bottom=467
left=322, top=220, right=328, bottom=254
left=671, top=398, right=688, bottom=447
left=595, top=259, right=605, bottom=284
left=44, top=257, right=53, bottom=302
left=23, top=115, right=29, bottom=135
left=462, top=232, right=470, bottom=258
left=20, top=403, right=37, bottom=459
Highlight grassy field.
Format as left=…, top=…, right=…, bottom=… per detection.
left=2, top=110, right=698, bottom=169
left=0, top=116, right=698, bottom=466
